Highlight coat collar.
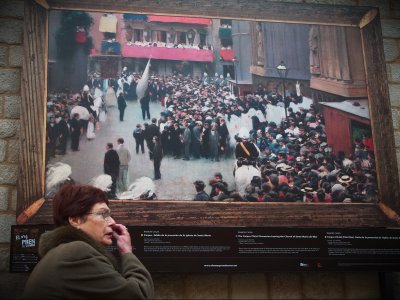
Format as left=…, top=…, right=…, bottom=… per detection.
left=39, top=225, right=119, bottom=269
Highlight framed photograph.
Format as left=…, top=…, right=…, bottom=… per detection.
left=14, top=0, right=400, bottom=272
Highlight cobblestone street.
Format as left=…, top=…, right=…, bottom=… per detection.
left=48, top=100, right=236, bottom=200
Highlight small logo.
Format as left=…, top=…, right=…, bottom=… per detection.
left=299, top=262, right=309, bottom=268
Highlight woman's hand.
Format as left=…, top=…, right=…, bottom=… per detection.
left=111, top=223, right=133, bottom=255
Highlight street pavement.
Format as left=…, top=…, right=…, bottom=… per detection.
left=48, top=100, right=236, bottom=200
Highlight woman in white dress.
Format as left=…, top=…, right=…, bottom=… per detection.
left=105, top=82, right=117, bottom=107
left=86, top=115, right=96, bottom=140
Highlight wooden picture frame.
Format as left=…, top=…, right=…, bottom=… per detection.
left=18, top=0, right=400, bottom=228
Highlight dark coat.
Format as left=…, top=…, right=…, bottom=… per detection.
left=58, top=119, right=70, bottom=138
left=147, top=123, right=160, bottom=139
left=22, top=225, right=154, bottom=299
left=153, top=142, right=163, bottom=163
left=235, top=141, right=260, bottom=159
left=104, top=149, right=120, bottom=177
left=194, top=190, right=210, bottom=201
left=133, top=128, right=145, bottom=142
left=117, top=94, right=127, bottom=110
left=140, top=94, right=150, bottom=108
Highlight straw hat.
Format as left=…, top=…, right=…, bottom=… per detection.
left=338, top=175, right=353, bottom=184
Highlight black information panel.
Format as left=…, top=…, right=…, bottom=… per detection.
left=10, top=225, right=400, bottom=272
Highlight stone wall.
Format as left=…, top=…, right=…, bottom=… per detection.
left=0, top=0, right=399, bottom=298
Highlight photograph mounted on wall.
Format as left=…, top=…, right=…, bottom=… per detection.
left=45, top=9, right=378, bottom=205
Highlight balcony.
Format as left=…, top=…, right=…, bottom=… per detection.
left=122, top=44, right=214, bottom=62
left=147, top=15, right=211, bottom=25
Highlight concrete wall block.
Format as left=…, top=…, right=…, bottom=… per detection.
left=0, top=1, right=24, bottom=18
left=395, top=131, right=400, bottom=147
left=0, top=69, right=20, bottom=93
left=0, top=246, right=10, bottom=272
left=0, top=139, right=6, bottom=162
left=389, top=84, right=400, bottom=107
left=0, top=213, right=15, bottom=243
left=397, top=149, right=400, bottom=179
left=0, top=19, right=23, bottom=44
left=302, top=272, right=344, bottom=299
left=9, top=46, right=22, bottom=67
left=231, top=273, right=268, bottom=299
left=0, top=164, right=18, bottom=185
left=0, top=46, right=7, bottom=66
left=392, top=109, right=400, bottom=130
left=4, top=95, right=21, bottom=119
left=152, top=273, right=184, bottom=299
left=0, top=96, right=3, bottom=118
left=344, top=272, right=381, bottom=299
left=383, top=39, right=399, bottom=62
left=0, top=186, right=9, bottom=211
left=7, top=139, right=19, bottom=164
left=0, top=120, right=19, bottom=138
left=10, top=188, right=17, bottom=211
left=305, top=0, right=357, bottom=5
left=389, top=63, right=400, bottom=82
left=184, top=273, right=229, bottom=299
left=381, top=20, right=400, bottom=39
left=269, top=272, right=302, bottom=299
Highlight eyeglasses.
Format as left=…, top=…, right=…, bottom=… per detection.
left=86, top=210, right=113, bottom=222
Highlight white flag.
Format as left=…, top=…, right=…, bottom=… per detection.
left=136, top=58, right=151, bottom=100
left=296, top=81, right=301, bottom=97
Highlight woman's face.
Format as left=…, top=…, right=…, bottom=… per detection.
left=76, top=202, right=116, bottom=246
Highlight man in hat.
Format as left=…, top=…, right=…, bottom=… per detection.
left=192, top=121, right=202, bottom=159
left=235, top=127, right=260, bottom=161
left=218, top=118, right=230, bottom=158
left=46, top=116, right=59, bottom=163
left=193, top=180, right=210, bottom=201
left=116, top=138, right=131, bottom=193
left=211, top=182, right=229, bottom=201
left=182, top=122, right=191, bottom=160
left=146, top=118, right=160, bottom=160
left=70, top=113, right=82, bottom=152
left=103, top=142, right=120, bottom=198
left=57, top=114, right=70, bottom=155
left=140, top=89, right=151, bottom=120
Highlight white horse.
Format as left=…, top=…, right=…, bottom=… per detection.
left=234, top=162, right=261, bottom=196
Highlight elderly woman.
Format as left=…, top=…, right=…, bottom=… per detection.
left=23, top=184, right=154, bottom=299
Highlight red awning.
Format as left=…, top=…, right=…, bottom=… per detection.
left=219, top=49, right=234, bottom=61
left=122, top=45, right=214, bottom=62
left=147, top=15, right=211, bottom=25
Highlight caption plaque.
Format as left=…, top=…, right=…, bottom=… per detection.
left=10, top=225, right=400, bottom=272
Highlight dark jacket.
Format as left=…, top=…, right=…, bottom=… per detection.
left=104, top=149, right=120, bottom=177
left=117, top=94, right=127, bottom=110
left=193, top=191, right=210, bottom=201
left=133, top=128, right=145, bottom=142
left=22, top=226, right=154, bottom=299
left=235, top=141, right=260, bottom=159
left=153, top=142, right=163, bottom=162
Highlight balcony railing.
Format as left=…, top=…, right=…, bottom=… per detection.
left=122, top=44, right=214, bottom=62
left=219, top=49, right=234, bottom=61
left=147, top=15, right=211, bottom=25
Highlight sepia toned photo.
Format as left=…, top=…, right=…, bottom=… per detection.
left=44, top=9, right=378, bottom=206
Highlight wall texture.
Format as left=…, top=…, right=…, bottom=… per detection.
left=0, top=0, right=399, bottom=299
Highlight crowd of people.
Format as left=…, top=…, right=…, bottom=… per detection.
left=45, top=67, right=378, bottom=204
